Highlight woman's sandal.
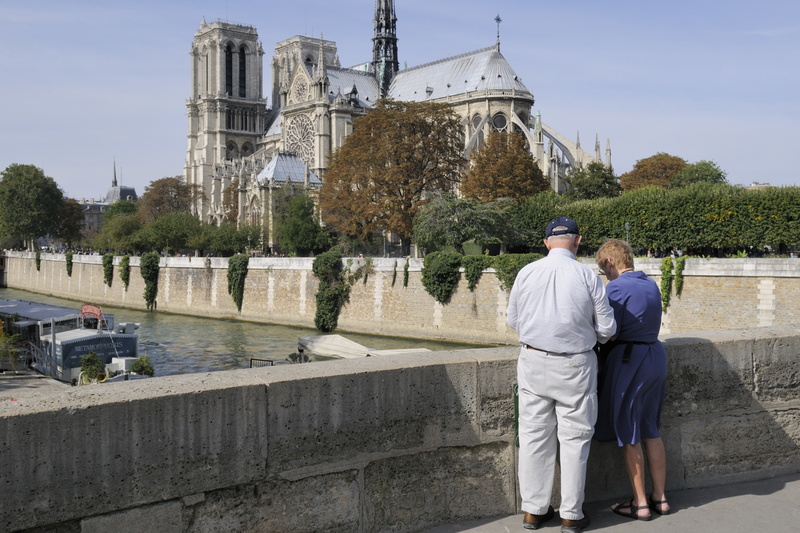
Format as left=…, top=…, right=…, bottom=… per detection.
left=648, top=494, right=671, bottom=515
left=612, top=499, right=652, bottom=521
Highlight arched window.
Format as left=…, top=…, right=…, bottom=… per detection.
left=225, top=44, right=234, bottom=96
left=492, top=113, right=507, bottom=131
left=238, top=46, right=247, bottom=97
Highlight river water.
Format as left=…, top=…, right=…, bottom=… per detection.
left=0, top=287, right=482, bottom=377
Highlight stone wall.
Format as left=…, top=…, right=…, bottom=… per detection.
left=1, top=327, right=799, bottom=532
left=4, top=253, right=800, bottom=341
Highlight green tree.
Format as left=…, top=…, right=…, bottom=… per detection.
left=56, top=198, right=86, bottom=248
left=620, top=153, right=687, bottom=191
left=276, top=194, right=332, bottom=256
left=320, top=99, right=465, bottom=255
left=461, top=131, right=548, bottom=201
left=670, top=160, right=728, bottom=188
left=564, top=162, right=622, bottom=201
left=140, top=211, right=203, bottom=255
left=412, top=193, right=515, bottom=253
left=102, top=199, right=138, bottom=223
left=0, top=164, right=64, bottom=249
left=137, top=177, right=197, bottom=223
left=95, top=213, right=143, bottom=253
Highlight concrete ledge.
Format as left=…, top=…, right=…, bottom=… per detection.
left=1, top=327, right=799, bottom=532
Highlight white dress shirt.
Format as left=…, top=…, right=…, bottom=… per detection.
left=507, top=247, right=616, bottom=354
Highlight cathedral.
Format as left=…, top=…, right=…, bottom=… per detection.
left=184, top=2, right=610, bottom=250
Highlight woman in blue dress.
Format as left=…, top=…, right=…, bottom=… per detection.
left=595, top=239, right=671, bottom=520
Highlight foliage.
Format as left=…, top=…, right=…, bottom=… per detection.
left=0, top=164, right=64, bottom=248
left=0, top=333, right=20, bottom=371
left=137, top=176, right=198, bottom=223
left=564, top=162, right=622, bottom=201
left=80, top=351, right=106, bottom=380
left=513, top=183, right=800, bottom=255
left=227, top=254, right=249, bottom=312
left=462, top=255, right=494, bottom=291
left=65, top=252, right=73, bottom=277
left=461, top=131, right=548, bottom=201
left=421, top=252, right=463, bottom=304
left=620, top=153, right=687, bottom=191
left=102, top=254, right=114, bottom=287
left=392, top=260, right=398, bottom=286
left=138, top=211, right=203, bottom=255
left=275, top=193, right=332, bottom=256
left=403, top=257, right=409, bottom=287
left=131, top=355, right=155, bottom=376
left=674, top=255, right=687, bottom=296
left=95, top=212, right=142, bottom=254
left=670, top=160, right=728, bottom=188
left=660, top=257, right=673, bottom=311
left=312, top=250, right=350, bottom=332
left=222, top=178, right=239, bottom=221
left=56, top=198, right=85, bottom=247
left=492, top=253, right=542, bottom=292
left=35, top=251, right=41, bottom=271
left=320, top=99, right=465, bottom=255
left=413, top=193, right=516, bottom=254
left=140, top=252, right=160, bottom=310
left=119, top=255, right=131, bottom=290
left=102, top=199, right=138, bottom=223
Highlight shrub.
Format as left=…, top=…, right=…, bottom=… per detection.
left=80, top=351, right=106, bottom=381
left=421, top=251, right=463, bottom=304
left=102, top=254, right=114, bottom=287
left=119, top=255, right=131, bottom=290
left=140, top=252, right=160, bottom=310
left=675, top=255, right=687, bottom=296
left=312, top=250, right=350, bottom=332
left=35, top=251, right=41, bottom=271
left=227, top=254, right=249, bottom=312
left=131, top=355, right=155, bottom=376
left=65, top=252, right=73, bottom=277
left=493, top=253, right=542, bottom=292
left=462, top=255, right=494, bottom=291
left=660, top=257, right=674, bottom=311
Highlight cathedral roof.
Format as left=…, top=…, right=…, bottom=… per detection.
left=256, top=153, right=321, bottom=185
left=388, top=45, right=532, bottom=102
left=326, top=67, right=380, bottom=106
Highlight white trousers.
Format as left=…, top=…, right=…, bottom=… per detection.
left=517, top=346, right=597, bottom=521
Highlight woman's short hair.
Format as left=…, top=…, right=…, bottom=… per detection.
left=596, top=239, right=634, bottom=270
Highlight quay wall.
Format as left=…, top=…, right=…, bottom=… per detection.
left=4, top=252, right=800, bottom=339
left=1, top=327, right=799, bottom=532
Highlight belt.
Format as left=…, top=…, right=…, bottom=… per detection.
left=616, top=340, right=657, bottom=363
left=523, top=344, right=585, bottom=356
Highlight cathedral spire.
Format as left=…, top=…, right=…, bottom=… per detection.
left=495, top=14, right=502, bottom=51
left=372, top=0, right=399, bottom=99
left=112, top=158, right=118, bottom=188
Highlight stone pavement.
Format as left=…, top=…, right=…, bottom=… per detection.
left=423, top=472, right=800, bottom=533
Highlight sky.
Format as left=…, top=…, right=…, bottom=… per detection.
left=1, top=0, right=798, bottom=201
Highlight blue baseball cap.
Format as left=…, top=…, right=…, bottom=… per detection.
left=545, top=217, right=580, bottom=238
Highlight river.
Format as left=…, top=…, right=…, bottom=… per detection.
left=0, top=287, right=483, bottom=377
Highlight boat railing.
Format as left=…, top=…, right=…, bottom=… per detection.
left=249, top=358, right=276, bottom=368
left=23, top=340, right=56, bottom=378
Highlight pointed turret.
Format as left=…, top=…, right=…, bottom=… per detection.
left=112, top=159, right=118, bottom=188
left=372, top=0, right=399, bottom=98
left=595, top=134, right=601, bottom=162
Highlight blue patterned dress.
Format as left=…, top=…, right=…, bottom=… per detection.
left=595, top=271, right=667, bottom=445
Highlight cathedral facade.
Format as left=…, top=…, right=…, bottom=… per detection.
left=184, top=2, right=610, bottom=250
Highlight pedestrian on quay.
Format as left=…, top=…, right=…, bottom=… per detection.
left=594, top=239, right=671, bottom=521
left=507, top=217, right=616, bottom=532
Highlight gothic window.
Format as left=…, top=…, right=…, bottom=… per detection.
left=226, top=141, right=239, bottom=160
left=492, top=113, right=507, bottom=131
left=238, top=46, right=247, bottom=97
left=225, top=44, right=234, bottom=96
left=286, top=114, right=315, bottom=165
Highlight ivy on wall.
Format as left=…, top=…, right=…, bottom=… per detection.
left=392, top=260, right=398, bottom=287
left=675, top=255, right=687, bottom=296
left=421, top=252, right=463, bottom=304
left=119, top=255, right=131, bottom=290
left=660, top=257, right=674, bottom=311
left=140, top=252, right=160, bottom=311
left=462, top=255, right=493, bottom=291
left=403, top=258, right=409, bottom=287
left=102, top=254, right=114, bottom=287
left=312, top=250, right=350, bottom=332
left=35, top=251, right=40, bottom=271
left=65, top=252, right=73, bottom=277
left=227, top=254, right=249, bottom=312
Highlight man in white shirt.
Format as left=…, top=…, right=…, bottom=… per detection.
left=507, top=217, right=616, bottom=533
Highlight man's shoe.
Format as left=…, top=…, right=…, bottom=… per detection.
left=523, top=505, right=555, bottom=529
left=561, top=514, right=590, bottom=533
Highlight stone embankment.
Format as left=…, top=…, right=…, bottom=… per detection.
left=4, top=252, right=800, bottom=339
left=1, top=327, right=799, bottom=532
